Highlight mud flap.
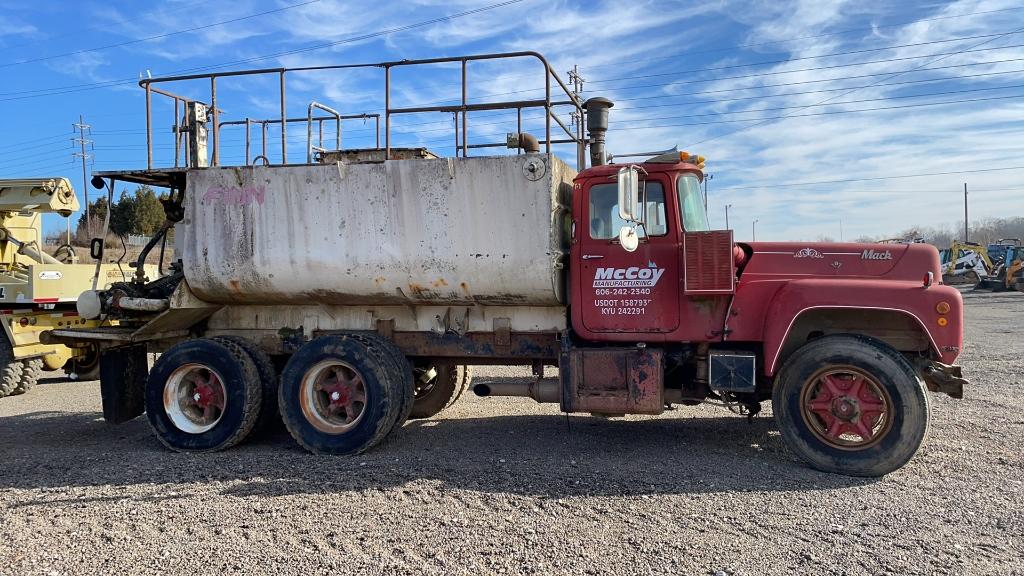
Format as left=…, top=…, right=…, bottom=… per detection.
left=100, top=344, right=149, bottom=424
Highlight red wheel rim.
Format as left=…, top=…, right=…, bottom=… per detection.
left=799, top=366, right=893, bottom=450
left=163, top=363, right=227, bottom=434
left=300, top=360, right=368, bottom=434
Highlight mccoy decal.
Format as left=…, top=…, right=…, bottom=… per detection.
left=593, top=263, right=666, bottom=288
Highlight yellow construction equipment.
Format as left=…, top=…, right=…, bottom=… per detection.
left=0, top=178, right=153, bottom=397
left=939, top=241, right=994, bottom=286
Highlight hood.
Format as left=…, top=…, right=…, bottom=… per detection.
left=739, top=242, right=941, bottom=281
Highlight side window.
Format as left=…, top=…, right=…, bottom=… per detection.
left=588, top=182, right=666, bottom=239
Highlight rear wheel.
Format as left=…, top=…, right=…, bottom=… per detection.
left=145, top=338, right=263, bottom=452
left=279, top=335, right=408, bottom=455
left=772, top=334, right=929, bottom=477
left=408, top=364, right=471, bottom=419
left=211, top=336, right=280, bottom=433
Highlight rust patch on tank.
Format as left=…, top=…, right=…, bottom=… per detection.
left=373, top=276, right=386, bottom=286
left=432, top=278, right=449, bottom=288
left=460, top=282, right=471, bottom=295
left=407, top=283, right=442, bottom=300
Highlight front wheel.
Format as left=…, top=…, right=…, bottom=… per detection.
left=772, top=334, right=929, bottom=477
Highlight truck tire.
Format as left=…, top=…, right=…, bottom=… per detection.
left=408, top=364, right=470, bottom=419
left=0, top=336, right=23, bottom=398
left=211, top=336, right=280, bottom=433
left=13, top=358, right=44, bottom=395
left=343, top=333, right=415, bottom=427
left=145, top=338, right=263, bottom=452
left=279, top=335, right=407, bottom=455
left=772, top=334, right=929, bottom=477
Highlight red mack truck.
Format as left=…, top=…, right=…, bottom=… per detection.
left=44, top=52, right=966, bottom=476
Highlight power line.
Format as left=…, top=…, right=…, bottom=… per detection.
left=0, top=0, right=323, bottom=69
left=482, top=5, right=1024, bottom=85
left=402, top=53, right=1024, bottom=111
left=0, top=0, right=527, bottom=101
left=0, top=139, right=75, bottom=161
left=616, top=93, right=1024, bottom=131
left=713, top=165, right=1024, bottom=191
left=0, top=0, right=1011, bottom=120
left=587, top=31, right=1021, bottom=85
left=0, top=0, right=212, bottom=52
left=616, top=83, right=1024, bottom=123
left=612, top=66, right=1024, bottom=109
left=0, top=132, right=72, bottom=152
left=684, top=26, right=1024, bottom=147
left=604, top=6, right=1024, bottom=70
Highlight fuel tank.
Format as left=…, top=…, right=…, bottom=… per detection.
left=178, top=154, right=574, bottom=306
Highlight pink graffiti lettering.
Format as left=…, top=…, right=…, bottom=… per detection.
left=203, top=186, right=266, bottom=206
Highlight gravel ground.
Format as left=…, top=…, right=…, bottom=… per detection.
left=1, top=292, right=1022, bottom=575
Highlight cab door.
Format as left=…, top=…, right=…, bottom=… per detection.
left=575, top=177, right=680, bottom=334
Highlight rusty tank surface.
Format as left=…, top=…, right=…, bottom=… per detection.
left=180, top=155, right=574, bottom=307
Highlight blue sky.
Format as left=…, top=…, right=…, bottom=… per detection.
left=1, top=0, right=1022, bottom=241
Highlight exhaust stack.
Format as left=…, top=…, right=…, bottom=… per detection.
left=583, top=97, right=614, bottom=167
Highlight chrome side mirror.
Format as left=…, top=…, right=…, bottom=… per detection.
left=617, top=166, right=639, bottom=222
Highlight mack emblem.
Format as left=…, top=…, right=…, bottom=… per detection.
left=862, top=249, right=893, bottom=261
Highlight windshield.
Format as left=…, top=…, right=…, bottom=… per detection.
left=677, top=174, right=710, bottom=232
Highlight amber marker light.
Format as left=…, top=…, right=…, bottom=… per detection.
left=936, top=301, right=951, bottom=314
left=937, top=317, right=949, bottom=327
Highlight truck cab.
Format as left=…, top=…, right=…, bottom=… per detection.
left=571, top=155, right=722, bottom=340
left=563, top=149, right=966, bottom=476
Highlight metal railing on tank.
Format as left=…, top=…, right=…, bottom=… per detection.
left=138, top=51, right=586, bottom=170
left=216, top=113, right=381, bottom=166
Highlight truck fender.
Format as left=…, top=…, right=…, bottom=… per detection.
left=760, top=280, right=939, bottom=376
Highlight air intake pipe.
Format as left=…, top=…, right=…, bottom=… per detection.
left=583, top=97, right=614, bottom=167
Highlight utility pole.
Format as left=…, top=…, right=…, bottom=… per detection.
left=724, top=203, right=732, bottom=229
left=72, top=115, right=93, bottom=237
left=702, top=173, right=713, bottom=211
left=567, top=64, right=585, bottom=167
left=752, top=218, right=759, bottom=241
left=963, top=182, right=968, bottom=242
